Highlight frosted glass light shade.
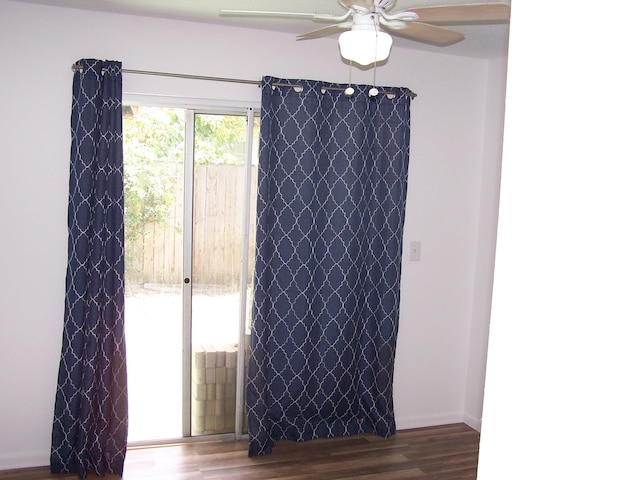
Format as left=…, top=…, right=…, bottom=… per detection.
left=338, top=29, right=393, bottom=66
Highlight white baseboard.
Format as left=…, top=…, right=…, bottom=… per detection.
left=395, top=412, right=464, bottom=431
left=462, top=412, right=482, bottom=432
left=0, top=450, right=49, bottom=471
left=396, top=412, right=481, bottom=433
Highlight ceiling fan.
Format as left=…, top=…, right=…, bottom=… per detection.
left=220, top=1, right=510, bottom=66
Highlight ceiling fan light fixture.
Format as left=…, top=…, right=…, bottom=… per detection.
left=338, top=29, right=392, bottom=66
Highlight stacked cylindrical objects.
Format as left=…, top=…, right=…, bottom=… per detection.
left=192, top=344, right=237, bottom=435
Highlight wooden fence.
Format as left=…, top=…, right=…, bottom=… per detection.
left=126, top=163, right=258, bottom=287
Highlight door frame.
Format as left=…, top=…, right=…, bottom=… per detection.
left=123, top=94, right=260, bottom=442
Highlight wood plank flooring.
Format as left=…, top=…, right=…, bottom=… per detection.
left=0, top=423, right=479, bottom=480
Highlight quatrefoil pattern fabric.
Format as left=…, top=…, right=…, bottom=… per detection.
left=51, top=59, right=128, bottom=478
left=247, top=76, right=412, bottom=456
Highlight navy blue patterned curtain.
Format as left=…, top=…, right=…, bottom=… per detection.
left=246, top=76, right=412, bottom=456
left=51, top=59, right=128, bottom=478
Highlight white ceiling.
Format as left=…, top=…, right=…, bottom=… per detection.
left=12, top=0, right=511, bottom=59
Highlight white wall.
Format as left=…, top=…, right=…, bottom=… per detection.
left=462, top=55, right=508, bottom=429
left=478, top=1, right=640, bottom=479
left=0, top=0, right=506, bottom=469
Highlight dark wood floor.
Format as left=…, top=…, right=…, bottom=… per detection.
left=0, top=423, right=479, bottom=479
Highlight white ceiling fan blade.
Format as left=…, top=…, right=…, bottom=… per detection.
left=219, top=10, right=349, bottom=23
left=387, top=22, right=465, bottom=45
left=403, top=3, right=511, bottom=24
left=297, top=23, right=352, bottom=40
left=340, top=0, right=375, bottom=9
left=220, top=10, right=316, bottom=19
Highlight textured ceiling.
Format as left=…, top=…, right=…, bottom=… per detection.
left=11, top=0, right=511, bottom=59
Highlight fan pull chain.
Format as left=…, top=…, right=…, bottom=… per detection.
left=370, top=62, right=379, bottom=97
left=345, top=60, right=355, bottom=97
left=369, top=16, right=380, bottom=97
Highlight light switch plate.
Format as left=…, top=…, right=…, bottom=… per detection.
left=409, top=241, right=421, bottom=261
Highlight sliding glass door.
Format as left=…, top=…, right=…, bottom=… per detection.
left=123, top=105, right=259, bottom=442
left=187, top=110, right=258, bottom=437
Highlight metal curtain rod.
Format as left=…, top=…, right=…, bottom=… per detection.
left=70, top=64, right=416, bottom=98
left=71, top=64, right=260, bottom=86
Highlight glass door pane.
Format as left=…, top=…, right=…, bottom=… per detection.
left=123, top=105, right=185, bottom=442
left=190, top=113, right=259, bottom=436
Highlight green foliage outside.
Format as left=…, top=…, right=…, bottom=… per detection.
left=123, top=106, right=184, bottom=244
left=194, top=114, right=247, bottom=166
left=123, top=106, right=247, bottom=243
